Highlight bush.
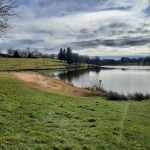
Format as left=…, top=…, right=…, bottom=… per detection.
left=133, top=93, right=144, bottom=101
left=83, top=86, right=150, bottom=101
left=106, top=91, right=128, bottom=101
left=129, top=93, right=150, bottom=101
left=106, top=91, right=150, bottom=101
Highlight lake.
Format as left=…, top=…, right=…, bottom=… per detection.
left=47, top=66, right=150, bottom=95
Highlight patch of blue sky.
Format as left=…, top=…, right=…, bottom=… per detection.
left=142, top=5, right=150, bottom=17
left=19, top=0, right=30, bottom=5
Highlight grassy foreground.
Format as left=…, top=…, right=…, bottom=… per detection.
left=0, top=73, right=150, bottom=150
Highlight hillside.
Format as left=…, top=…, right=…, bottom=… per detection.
left=0, top=58, right=91, bottom=71
left=0, top=72, right=150, bottom=149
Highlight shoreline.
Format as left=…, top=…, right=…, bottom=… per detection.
left=11, top=71, right=150, bottom=101
left=12, top=71, right=103, bottom=97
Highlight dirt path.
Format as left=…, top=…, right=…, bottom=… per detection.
left=12, top=72, right=101, bottom=97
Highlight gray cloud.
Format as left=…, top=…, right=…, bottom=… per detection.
left=71, top=36, right=148, bottom=49
left=80, top=29, right=88, bottom=34
left=32, top=29, right=54, bottom=35
left=1, top=0, right=149, bottom=56
left=109, top=23, right=129, bottom=28
left=18, top=39, right=45, bottom=45
left=20, top=0, right=137, bottom=19
left=77, top=22, right=133, bottom=40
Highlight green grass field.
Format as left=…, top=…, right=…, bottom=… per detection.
left=0, top=58, right=67, bottom=70
left=0, top=58, right=91, bottom=70
left=0, top=73, right=150, bottom=150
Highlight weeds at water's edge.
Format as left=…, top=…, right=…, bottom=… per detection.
left=84, top=87, right=150, bottom=101
left=106, top=91, right=128, bottom=101
left=107, top=91, right=150, bottom=101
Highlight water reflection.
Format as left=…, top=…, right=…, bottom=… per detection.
left=102, top=65, right=150, bottom=70
left=121, top=68, right=128, bottom=71
left=47, top=66, right=150, bottom=95
left=48, top=68, right=101, bottom=83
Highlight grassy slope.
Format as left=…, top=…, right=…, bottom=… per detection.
left=0, top=58, right=90, bottom=70
left=0, top=73, right=150, bottom=150
left=0, top=58, right=67, bottom=70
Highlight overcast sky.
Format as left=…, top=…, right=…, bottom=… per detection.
left=1, top=0, right=150, bottom=57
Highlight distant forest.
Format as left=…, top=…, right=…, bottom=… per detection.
left=57, top=47, right=150, bottom=66
left=0, top=47, right=150, bottom=66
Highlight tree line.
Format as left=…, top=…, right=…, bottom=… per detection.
left=57, top=47, right=101, bottom=67
left=58, top=47, right=150, bottom=66
left=0, top=47, right=57, bottom=59
left=101, top=57, right=150, bottom=65
left=1, top=46, right=150, bottom=66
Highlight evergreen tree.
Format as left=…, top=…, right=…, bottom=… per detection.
left=14, top=50, right=20, bottom=58
left=62, top=49, right=66, bottom=62
left=58, top=48, right=63, bottom=61
left=28, top=52, right=32, bottom=58
left=66, top=47, right=73, bottom=66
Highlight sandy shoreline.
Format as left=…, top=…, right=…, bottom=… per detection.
left=12, top=72, right=100, bottom=97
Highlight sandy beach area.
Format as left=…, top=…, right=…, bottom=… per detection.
left=12, top=72, right=101, bottom=97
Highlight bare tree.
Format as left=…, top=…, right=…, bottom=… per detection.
left=7, top=47, right=15, bottom=56
left=0, top=0, right=21, bottom=40
left=38, top=52, right=43, bottom=58
left=0, top=49, right=3, bottom=63
left=50, top=54, right=56, bottom=59
left=0, top=49, right=2, bottom=54
left=34, top=49, right=39, bottom=57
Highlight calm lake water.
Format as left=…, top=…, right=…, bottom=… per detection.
left=47, top=66, right=150, bottom=95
